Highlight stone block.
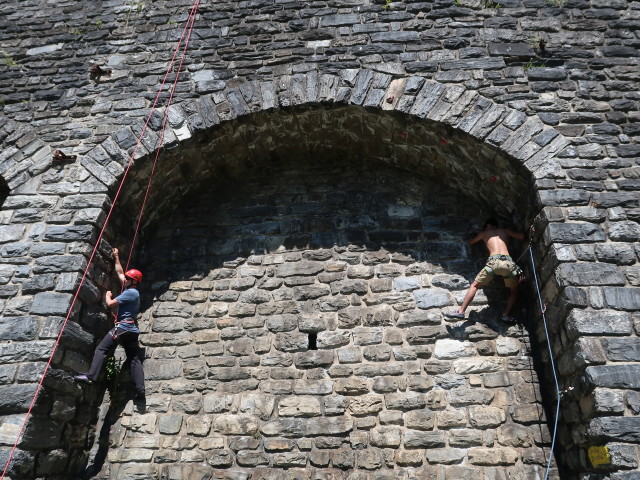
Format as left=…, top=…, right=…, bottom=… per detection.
left=335, top=378, right=369, bottom=395
left=544, top=222, right=605, bottom=244
left=213, top=415, right=259, bottom=435
left=353, top=327, right=382, bottom=345
left=510, top=405, right=544, bottom=425
left=434, top=339, right=475, bottom=359
left=369, top=426, right=402, bottom=448
left=158, top=414, right=183, bottom=434
left=453, top=358, right=503, bottom=374
left=449, top=428, right=483, bottom=447
left=566, top=309, right=631, bottom=340
left=396, top=449, right=423, bottom=466
left=275, top=332, right=309, bottom=352
left=276, top=262, right=324, bottom=277
left=348, top=395, right=383, bottom=416
left=496, top=424, right=532, bottom=447
left=589, top=417, right=640, bottom=442
left=293, top=380, right=333, bottom=395
left=608, top=221, right=640, bottom=241
left=433, top=374, right=465, bottom=390
left=406, top=326, right=445, bottom=344
left=414, top=288, right=453, bottom=309
left=262, top=417, right=353, bottom=437
left=584, top=364, right=640, bottom=390
left=469, top=406, right=504, bottom=428
left=278, top=396, right=322, bottom=417
left=384, top=392, right=426, bottom=411
left=145, top=360, right=183, bottom=381
left=603, top=287, right=640, bottom=311
left=294, top=350, right=334, bottom=368
left=239, top=394, right=275, bottom=420
left=0, top=316, right=38, bottom=341
left=403, top=430, right=445, bottom=448
left=592, top=388, right=625, bottom=415
left=186, top=416, right=212, bottom=436
left=0, top=384, right=38, bottom=415
left=556, top=262, right=626, bottom=287
left=449, top=388, right=494, bottom=406
left=602, top=338, right=640, bottom=362
left=595, top=243, right=637, bottom=265
left=468, top=447, right=518, bottom=465
left=324, top=395, right=348, bottom=415
left=436, top=409, right=467, bottom=429
left=29, top=292, right=72, bottom=316
left=607, top=443, right=639, bottom=469
left=237, top=451, right=269, bottom=467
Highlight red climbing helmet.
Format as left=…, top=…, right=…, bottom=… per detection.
left=125, top=269, right=143, bottom=283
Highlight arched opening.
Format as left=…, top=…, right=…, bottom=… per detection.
left=79, top=103, right=555, bottom=479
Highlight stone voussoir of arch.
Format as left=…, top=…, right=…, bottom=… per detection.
left=80, top=70, right=570, bottom=199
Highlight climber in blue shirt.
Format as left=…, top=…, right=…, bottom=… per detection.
left=74, top=248, right=145, bottom=399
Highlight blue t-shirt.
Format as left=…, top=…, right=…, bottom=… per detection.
left=115, top=288, right=140, bottom=333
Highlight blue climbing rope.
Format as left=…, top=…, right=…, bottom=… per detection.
left=528, top=246, right=562, bottom=480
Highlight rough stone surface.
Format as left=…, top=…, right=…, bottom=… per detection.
left=0, top=0, right=638, bottom=479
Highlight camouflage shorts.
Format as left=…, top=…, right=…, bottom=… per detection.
left=474, top=255, right=519, bottom=288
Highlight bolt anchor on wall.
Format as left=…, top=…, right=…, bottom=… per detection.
left=52, top=150, right=77, bottom=163
left=90, top=64, right=112, bottom=78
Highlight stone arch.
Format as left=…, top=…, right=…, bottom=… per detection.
left=59, top=70, right=574, bottom=478
left=81, top=71, right=570, bottom=235
left=0, top=71, right=578, bottom=479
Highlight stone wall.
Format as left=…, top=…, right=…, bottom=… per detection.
left=88, top=156, right=555, bottom=480
left=0, top=0, right=638, bottom=479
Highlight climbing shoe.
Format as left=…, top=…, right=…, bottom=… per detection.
left=444, top=311, right=465, bottom=319
left=500, top=314, right=517, bottom=324
left=74, top=374, right=93, bottom=384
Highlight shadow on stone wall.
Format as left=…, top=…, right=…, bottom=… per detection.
left=79, top=146, right=558, bottom=479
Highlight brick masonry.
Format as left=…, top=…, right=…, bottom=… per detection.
left=0, top=0, right=638, bottom=479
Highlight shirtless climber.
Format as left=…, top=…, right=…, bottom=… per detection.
left=74, top=248, right=145, bottom=399
left=445, top=218, right=525, bottom=323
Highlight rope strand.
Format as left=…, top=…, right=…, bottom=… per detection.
left=125, top=0, right=200, bottom=273
left=528, top=246, right=562, bottom=480
left=0, top=3, right=200, bottom=478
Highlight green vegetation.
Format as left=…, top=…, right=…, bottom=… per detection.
left=1, top=50, right=21, bottom=69
left=382, top=0, right=392, bottom=10
left=483, top=0, right=502, bottom=8
left=105, top=355, right=121, bottom=383
left=95, top=18, right=103, bottom=28
left=524, top=61, right=543, bottom=70
left=546, top=0, right=567, bottom=6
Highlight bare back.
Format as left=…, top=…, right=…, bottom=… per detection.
left=469, top=226, right=525, bottom=256
left=482, top=229, right=511, bottom=256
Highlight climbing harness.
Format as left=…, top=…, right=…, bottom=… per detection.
left=482, top=254, right=525, bottom=283
left=0, top=2, right=201, bottom=478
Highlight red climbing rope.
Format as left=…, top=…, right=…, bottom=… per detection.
left=1, top=2, right=200, bottom=478
left=125, top=2, right=200, bottom=273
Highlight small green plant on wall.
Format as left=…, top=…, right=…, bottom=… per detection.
left=382, top=0, right=392, bottom=10
left=1, top=50, right=22, bottom=69
left=546, top=0, right=567, bottom=6
left=484, top=0, right=502, bottom=8
left=105, top=355, right=122, bottom=400
left=524, top=61, right=543, bottom=70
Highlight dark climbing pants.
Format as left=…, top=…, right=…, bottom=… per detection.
left=86, top=328, right=145, bottom=396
